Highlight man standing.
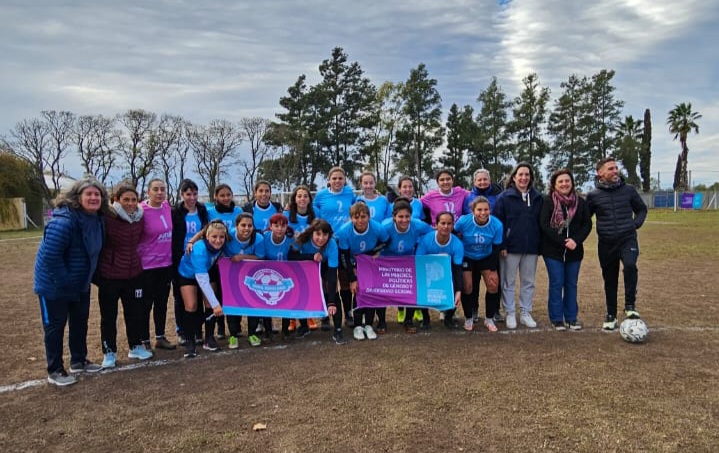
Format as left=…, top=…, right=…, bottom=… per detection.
left=587, top=157, right=647, bottom=330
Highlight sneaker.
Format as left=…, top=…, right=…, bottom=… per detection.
left=216, top=330, right=226, bottom=340
left=142, top=340, right=152, bottom=350
left=364, top=325, right=378, bottom=340
left=520, top=313, right=537, bottom=328
left=48, top=370, right=77, bottom=386
left=295, top=325, right=311, bottom=339
left=506, top=313, right=517, bottom=329
left=413, top=310, right=424, bottom=322
left=483, top=318, right=498, bottom=332
left=443, top=318, right=459, bottom=330
left=255, top=323, right=265, bottom=334
left=472, top=310, right=479, bottom=323
left=397, top=308, right=406, bottom=324
left=69, top=361, right=102, bottom=373
left=493, top=311, right=505, bottom=323
left=248, top=334, right=261, bottom=347
left=155, top=336, right=176, bottom=350
left=101, top=352, right=116, bottom=369
left=183, top=347, right=197, bottom=359
left=603, top=314, right=618, bottom=331
left=376, top=323, right=387, bottom=335
left=203, top=336, right=220, bottom=352
left=552, top=321, right=567, bottom=331
left=353, top=326, right=366, bottom=341
left=194, top=335, right=204, bottom=345
left=288, top=320, right=297, bottom=332
left=320, top=317, right=332, bottom=331
left=332, top=331, right=347, bottom=345
left=128, top=345, right=153, bottom=360
left=345, top=313, right=355, bottom=328
left=228, top=335, right=239, bottom=349
left=308, top=318, right=319, bottom=331
left=568, top=321, right=583, bottom=331
left=463, top=318, right=474, bottom=332
left=178, top=336, right=188, bottom=347
left=624, top=309, right=641, bottom=320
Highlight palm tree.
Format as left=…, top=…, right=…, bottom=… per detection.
left=614, top=115, right=643, bottom=187
left=667, top=103, right=701, bottom=191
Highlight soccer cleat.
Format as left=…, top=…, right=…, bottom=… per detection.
left=308, top=318, right=319, bottom=331
left=603, top=314, right=618, bottom=331
left=397, top=308, right=406, bottom=324
left=506, top=313, right=517, bottom=329
left=203, top=336, right=220, bottom=352
left=295, top=325, right=311, bottom=339
left=155, top=336, right=176, bottom=350
left=69, top=361, right=102, bottom=373
left=463, top=318, right=474, bottom=332
left=332, top=331, right=347, bottom=345
left=101, top=352, right=116, bottom=369
left=552, top=321, right=567, bottom=331
left=248, top=334, right=261, bottom=347
left=128, top=345, right=153, bottom=360
left=568, top=321, right=583, bottom=331
left=484, top=318, right=498, bottom=332
left=353, top=326, right=366, bottom=341
left=287, top=320, right=297, bottom=332
left=520, top=313, right=537, bottom=328
left=228, top=335, right=239, bottom=350
left=624, top=309, right=641, bottom=320
left=413, top=310, right=423, bottom=322
left=320, top=317, right=332, bottom=331
left=364, top=325, right=378, bottom=340
left=48, top=370, right=77, bottom=387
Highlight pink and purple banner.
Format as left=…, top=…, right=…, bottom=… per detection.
left=218, top=259, right=328, bottom=318
left=355, top=254, right=455, bottom=311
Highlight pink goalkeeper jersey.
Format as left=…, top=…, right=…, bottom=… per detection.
left=420, top=186, right=469, bottom=226
left=137, top=200, right=173, bottom=269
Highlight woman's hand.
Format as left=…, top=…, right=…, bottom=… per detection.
left=212, top=305, right=224, bottom=317
left=314, top=252, right=323, bottom=262
left=564, top=238, right=577, bottom=251
left=350, top=281, right=358, bottom=295
left=328, top=306, right=337, bottom=316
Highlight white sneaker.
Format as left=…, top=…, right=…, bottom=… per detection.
left=520, top=313, right=537, bottom=328
left=353, top=326, right=366, bottom=341
left=364, top=325, right=378, bottom=340
left=463, top=318, right=474, bottom=331
left=506, top=313, right=517, bottom=329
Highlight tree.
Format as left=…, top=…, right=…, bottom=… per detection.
left=441, top=103, right=475, bottom=185
left=508, top=73, right=550, bottom=188
left=0, top=151, right=44, bottom=225
left=42, top=110, right=76, bottom=195
left=117, top=109, right=159, bottom=193
left=152, top=114, right=189, bottom=204
left=640, top=108, right=652, bottom=192
left=74, top=114, right=118, bottom=185
left=614, top=115, right=643, bottom=187
left=239, top=117, right=273, bottom=197
left=475, top=77, right=513, bottom=183
left=394, top=63, right=444, bottom=192
left=586, top=69, right=624, bottom=162
left=362, top=81, right=403, bottom=192
left=547, top=74, right=593, bottom=187
left=2, top=116, right=53, bottom=204
left=188, top=119, right=244, bottom=200
left=667, top=102, right=701, bottom=191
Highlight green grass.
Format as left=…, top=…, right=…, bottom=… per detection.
left=0, top=227, right=43, bottom=240
left=640, top=209, right=719, bottom=260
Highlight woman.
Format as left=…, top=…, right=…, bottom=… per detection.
left=284, top=185, right=316, bottom=237
left=455, top=197, right=503, bottom=332
left=416, top=211, right=464, bottom=328
left=137, top=179, right=175, bottom=350
left=96, top=183, right=153, bottom=369
left=380, top=198, right=432, bottom=332
left=463, top=168, right=503, bottom=213
left=421, top=168, right=469, bottom=226
left=493, top=163, right=543, bottom=329
left=356, top=171, right=390, bottom=223
left=539, top=169, right=592, bottom=330
left=171, top=179, right=209, bottom=346
left=393, top=176, right=425, bottom=220
left=243, top=180, right=283, bottom=231
left=35, top=177, right=108, bottom=386
left=176, top=220, right=228, bottom=358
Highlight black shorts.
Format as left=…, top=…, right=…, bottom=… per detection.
left=462, top=254, right=498, bottom=272
left=176, top=275, right=199, bottom=288
left=208, top=262, right=220, bottom=283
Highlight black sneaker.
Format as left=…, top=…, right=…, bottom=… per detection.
left=203, top=336, right=220, bottom=352
left=48, top=369, right=77, bottom=386
left=321, top=317, right=332, bottom=331
left=295, top=325, right=311, bottom=339
left=332, top=331, right=347, bottom=345
left=184, top=341, right=197, bottom=358
left=194, top=335, right=204, bottom=345
left=69, top=361, right=102, bottom=373
left=493, top=312, right=505, bottom=323
left=603, top=314, right=618, bottom=331
left=552, top=321, right=567, bottom=331
left=444, top=318, right=459, bottom=330
left=345, top=313, right=355, bottom=328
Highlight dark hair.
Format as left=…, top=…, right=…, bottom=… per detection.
left=350, top=200, right=369, bottom=217
left=112, top=181, right=138, bottom=201
left=253, top=180, right=271, bottom=193
left=214, top=183, right=232, bottom=196
left=549, top=169, right=575, bottom=194
left=55, top=177, right=110, bottom=216
left=397, top=176, right=416, bottom=192
left=295, top=219, right=333, bottom=249
left=435, top=211, right=455, bottom=224
left=596, top=157, right=616, bottom=172
left=233, top=213, right=257, bottom=246
left=288, top=185, right=315, bottom=224
left=179, top=179, right=199, bottom=193
left=505, top=162, right=535, bottom=189
left=434, top=168, right=454, bottom=182
left=392, top=198, right=412, bottom=217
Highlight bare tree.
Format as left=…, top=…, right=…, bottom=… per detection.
left=44, top=111, right=76, bottom=196
left=75, top=114, right=118, bottom=185
left=239, top=117, right=272, bottom=196
left=117, top=109, right=159, bottom=193
left=153, top=114, right=190, bottom=204
left=188, top=119, right=244, bottom=201
left=3, top=117, right=55, bottom=204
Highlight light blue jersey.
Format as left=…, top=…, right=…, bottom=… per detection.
left=454, top=214, right=503, bottom=260
left=335, top=219, right=389, bottom=256
left=249, top=203, right=281, bottom=231
left=313, top=185, right=355, bottom=232
left=294, top=239, right=339, bottom=268
left=356, top=194, right=390, bottom=223
left=416, top=231, right=464, bottom=266
left=225, top=230, right=265, bottom=258
left=207, top=205, right=243, bottom=230
left=380, top=218, right=433, bottom=256
left=184, top=211, right=202, bottom=247
left=178, top=239, right=224, bottom=279
left=283, top=210, right=311, bottom=236
left=388, top=198, right=425, bottom=220
left=262, top=231, right=292, bottom=261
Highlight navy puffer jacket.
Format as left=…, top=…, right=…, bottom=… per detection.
left=34, top=206, right=105, bottom=301
left=587, top=179, right=647, bottom=243
left=492, top=186, right=543, bottom=254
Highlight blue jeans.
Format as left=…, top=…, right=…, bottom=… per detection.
left=543, top=257, right=581, bottom=323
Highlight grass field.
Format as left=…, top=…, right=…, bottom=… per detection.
left=0, top=210, right=717, bottom=452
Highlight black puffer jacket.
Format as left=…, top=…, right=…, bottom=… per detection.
left=586, top=179, right=647, bottom=242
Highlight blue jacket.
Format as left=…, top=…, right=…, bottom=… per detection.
left=492, top=186, right=543, bottom=254
left=464, top=183, right=503, bottom=213
left=34, top=206, right=105, bottom=301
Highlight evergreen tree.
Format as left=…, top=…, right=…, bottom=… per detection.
left=614, top=115, right=643, bottom=187
left=640, top=108, right=652, bottom=192
left=586, top=69, right=624, bottom=162
left=441, top=103, right=475, bottom=186
left=475, top=77, right=512, bottom=183
left=362, top=81, right=404, bottom=192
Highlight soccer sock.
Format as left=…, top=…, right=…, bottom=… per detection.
left=486, top=292, right=500, bottom=319
left=204, top=308, right=215, bottom=341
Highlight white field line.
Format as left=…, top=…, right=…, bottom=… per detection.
left=2, top=325, right=717, bottom=394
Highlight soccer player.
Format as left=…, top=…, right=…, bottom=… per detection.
left=421, top=169, right=469, bottom=226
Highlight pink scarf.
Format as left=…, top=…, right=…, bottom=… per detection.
left=550, top=191, right=578, bottom=230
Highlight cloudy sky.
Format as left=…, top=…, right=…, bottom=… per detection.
left=2, top=0, right=718, bottom=187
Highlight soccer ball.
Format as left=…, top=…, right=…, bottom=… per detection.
left=619, top=318, right=649, bottom=343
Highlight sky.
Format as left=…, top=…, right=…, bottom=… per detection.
left=1, top=0, right=718, bottom=189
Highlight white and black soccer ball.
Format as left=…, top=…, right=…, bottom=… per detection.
left=619, top=318, right=649, bottom=343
